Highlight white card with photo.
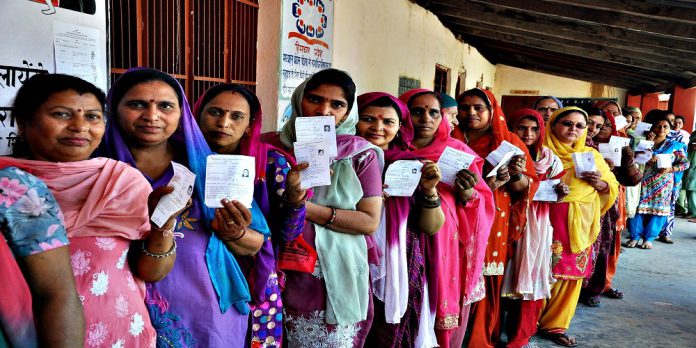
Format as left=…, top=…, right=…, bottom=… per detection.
left=295, top=116, right=338, bottom=159
left=572, top=151, right=597, bottom=178
left=151, top=162, right=197, bottom=228
left=294, top=140, right=332, bottom=189
left=485, top=140, right=525, bottom=166
left=437, top=146, right=476, bottom=186
left=613, top=115, right=628, bottom=130
left=384, top=160, right=424, bottom=197
left=204, top=155, right=255, bottom=208
left=533, top=179, right=561, bottom=202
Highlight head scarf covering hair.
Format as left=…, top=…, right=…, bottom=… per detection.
left=594, top=100, right=621, bottom=111
left=602, top=111, right=621, bottom=139
left=193, top=84, right=281, bottom=304
left=626, top=106, right=642, bottom=117
left=100, top=68, right=266, bottom=315
left=507, top=108, right=546, bottom=158
left=357, top=92, right=412, bottom=151
left=276, top=69, right=384, bottom=325
left=532, top=96, right=564, bottom=109
left=544, top=106, right=618, bottom=253
left=397, top=88, right=495, bottom=335
left=440, top=93, right=458, bottom=108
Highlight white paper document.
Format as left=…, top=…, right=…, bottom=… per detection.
left=295, top=116, right=338, bottom=159
left=609, top=136, right=631, bottom=147
left=294, top=140, right=332, bottom=188
left=634, top=122, right=652, bottom=136
left=572, top=151, right=597, bottom=177
left=486, top=151, right=515, bottom=178
left=437, top=146, right=476, bottom=186
left=598, top=143, right=622, bottom=167
left=384, top=160, right=424, bottom=197
left=151, top=162, right=197, bottom=228
left=485, top=140, right=525, bottom=166
left=634, top=140, right=654, bottom=165
left=53, top=21, right=102, bottom=87
left=533, top=179, right=561, bottom=202
left=204, top=155, right=255, bottom=208
left=613, top=116, right=628, bottom=130
left=655, top=154, right=673, bottom=169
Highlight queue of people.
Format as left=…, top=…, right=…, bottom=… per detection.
left=0, top=68, right=692, bottom=348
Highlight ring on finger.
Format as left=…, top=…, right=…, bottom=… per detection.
left=226, top=220, right=235, bottom=226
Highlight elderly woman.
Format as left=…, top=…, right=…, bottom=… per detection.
left=626, top=110, right=688, bottom=249
left=452, top=88, right=537, bottom=348
left=503, top=108, right=568, bottom=348
left=537, top=107, right=618, bottom=347
left=6, top=73, right=183, bottom=347
left=397, top=88, right=494, bottom=348
left=355, top=92, right=445, bottom=347
left=532, top=96, right=563, bottom=124
left=100, top=68, right=270, bottom=347
left=193, top=83, right=307, bottom=347
left=262, top=69, right=383, bottom=347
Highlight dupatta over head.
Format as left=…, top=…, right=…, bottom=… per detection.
left=398, top=88, right=495, bottom=331
left=99, top=68, right=269, bottom=315
left=544, top=106, right=619, bottom=253
left=279, top=69, right=384, bottom=325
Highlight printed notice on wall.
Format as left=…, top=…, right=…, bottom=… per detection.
left=53, top=21, right=102, bottom=87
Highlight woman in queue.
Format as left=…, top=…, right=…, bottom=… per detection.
left=100, top=68, right=270, bottom=347
left=263, top=69, right=383, bottom=347
left=398, top=88, right=494, bottom=348
left=537, top=107, right=618, bottom=347
left=354, top=92, right=445, bottom=347
left=193, top=83, right=307, bottom=347
left=451, top=88, right=537, bottom=348
left=503, top=108, right=568, bottom=348
left=626, top=110, right=688, bottom=250
left=8, top=73, right=184, bottom=347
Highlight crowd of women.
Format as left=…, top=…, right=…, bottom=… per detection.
left=0, top=67, right=693, bottom=348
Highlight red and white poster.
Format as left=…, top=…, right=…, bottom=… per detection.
left=277, top=0, right=334, bottom=129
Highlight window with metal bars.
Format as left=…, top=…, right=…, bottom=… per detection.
left=109, top=0, right=258, bottom=102
left=434, top=64, right=449, bottom=94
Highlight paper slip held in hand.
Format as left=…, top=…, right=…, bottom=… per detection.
left=655, top=154, right=673, bottom=169
left=294, top=140, right=332, bottom=189
left=572, top=151, right=597, bottom=178
left=633, top=140, right=654, bottom=165
left=485, top=140, right=525, bottom=166
left=384, top=160, right=424, bottom=197
left=151, top=162, right=197, bottom=228
left=486, top=151, right=515, bottom=178
left=613, top=115, right=628, bottom=130
left=634, top=122, right=652, bottom=136
left=609, top=136, right=630, bottom=148
left=533, top=179, right=561, bottom=202
left=437, top=146, right=476, bottom=186
left=598, top=143, right=622, bottom=167
left=204, top=155, right=255, bottom=208
left=295, top=116, right=338, bottom=159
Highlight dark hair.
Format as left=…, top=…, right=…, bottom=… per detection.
left=643, top=109, right=673, bottom=129
left=108, top=68, right=183, bottom=117
left=12, top=73, right=105, bottom=157
left=583, top=107, right=606, bottom=121
left=675, top=115, right=685, bottom=122
left=360, top=96, right=402, bottom=121
left=304, top=69, right=356, bottom=113
left=195, top=84, right=260, bottom=120
left=12, top=73, right=105, bottom=126
left=457, top=88, right=491, bottom=110
left=552, top=108, right=588, bottom=126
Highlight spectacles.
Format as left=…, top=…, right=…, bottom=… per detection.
left=536, top=107, right=558, bottom=113
left=559, top=120, right=587, bottom=129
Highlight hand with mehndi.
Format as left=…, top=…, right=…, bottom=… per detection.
left=455, top=168, right=479, bottom=202
left=211, top=199, right=252, bottom=241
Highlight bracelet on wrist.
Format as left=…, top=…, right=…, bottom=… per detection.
left=152, top=223, right=175, bottom=238
left=323, top=207, right=337, bottom=227
left=509, top=173, right=523, bottom=182
left=141, top=239, right=177, bottom=258
left=282, top=190, right=308, bottom=209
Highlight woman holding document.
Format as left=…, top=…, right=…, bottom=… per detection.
left=626, top=110, right=688, bottom=250
left=537, top=107, right=618, bottom=347
left=263, top=69, right=383, bottom=347
left=451, top=88, right=537, bottom=348
left=503, top=108, right=567, bottom=348
left=100, top=68, right=270, bottom=347
left=7, top=73, right=186, bottom=347
left=354, top=92, right=445, bottom=347
left=398, top=88, right=494, bottom=348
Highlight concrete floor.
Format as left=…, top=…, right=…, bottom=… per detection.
left=531, top=217, right=696, bottom=348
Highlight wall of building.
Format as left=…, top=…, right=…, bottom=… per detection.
left=256, top=0, right=497, bottom=131
left=493, top=65, right=627, bottom=102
